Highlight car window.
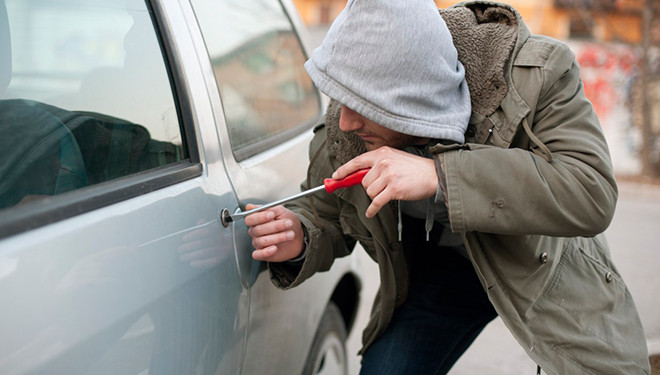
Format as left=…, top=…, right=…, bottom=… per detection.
left=189, top=0, right=321, bottom=161
left=0, top=0, right=184, bottom=211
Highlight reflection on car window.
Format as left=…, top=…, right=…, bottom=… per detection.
left=190, top=0, right=320, bottom=161
left=0, top=0, right=184, bottom=210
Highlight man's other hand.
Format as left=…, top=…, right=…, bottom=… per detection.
left=245, top=204, right=305, bottom=262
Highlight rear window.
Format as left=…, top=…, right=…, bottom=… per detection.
left=189, top=0, right=321, bottom=161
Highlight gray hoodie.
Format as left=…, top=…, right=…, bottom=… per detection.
left=304, top=0, right=471, bottom=143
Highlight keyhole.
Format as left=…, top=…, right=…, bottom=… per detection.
left=219, top=208, right=231, bottom=228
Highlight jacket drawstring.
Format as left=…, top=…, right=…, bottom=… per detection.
left=522, top=117, right=553, bottom=163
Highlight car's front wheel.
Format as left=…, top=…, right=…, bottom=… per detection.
left=302, top=301, right=348, bottom=375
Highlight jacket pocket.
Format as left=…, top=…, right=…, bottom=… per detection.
left=542, top=239, right=638, bottom=347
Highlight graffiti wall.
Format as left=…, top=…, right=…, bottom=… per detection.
left=569, top=41, right=655, bottom=176
left=569, top=41, right=639, bottom=174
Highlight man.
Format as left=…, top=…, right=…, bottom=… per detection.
left=245, top=0, right=650, bottom=374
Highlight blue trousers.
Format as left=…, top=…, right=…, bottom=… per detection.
left=360, top=217, right=498, bottom=375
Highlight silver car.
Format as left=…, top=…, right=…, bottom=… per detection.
left=0, top=0, right=362, bottom=373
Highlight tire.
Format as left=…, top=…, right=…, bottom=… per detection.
left=302, top=301, right=348, bottom=375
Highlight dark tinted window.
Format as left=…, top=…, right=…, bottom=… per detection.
left=0, top=0, right=184, bottom=210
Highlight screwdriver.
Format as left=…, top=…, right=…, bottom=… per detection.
left=226, top=168, right=369, bottom=222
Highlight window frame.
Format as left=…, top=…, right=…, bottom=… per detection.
left=0, top=0, right=202, bottom=239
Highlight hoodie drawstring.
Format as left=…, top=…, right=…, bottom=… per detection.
left=397, top=198, right=435, bottom=242
left=397, top=201, right=403, bottom=242
left=425, top=197, right=434, bottom=241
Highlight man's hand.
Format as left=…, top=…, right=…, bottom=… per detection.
left=332, top=146, right=437, bottom=218
left=244, top=204, right=305, bottom=262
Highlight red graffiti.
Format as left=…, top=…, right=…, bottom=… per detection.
left=577, top=45, right=636, bottom=74
left=581, top=78, right=618, bottom=120
left=575, top=43, right=638, bottom=120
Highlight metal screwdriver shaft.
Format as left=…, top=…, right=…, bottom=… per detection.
left=226, top=168, right=369, bottom=222
left=226, top=185, right=326, bottom=222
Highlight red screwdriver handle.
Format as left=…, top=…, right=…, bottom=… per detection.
left=323, top=168, right=370, bottom=194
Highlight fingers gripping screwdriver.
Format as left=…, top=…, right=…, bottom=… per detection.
left=225, top=168, right=369, bottom=222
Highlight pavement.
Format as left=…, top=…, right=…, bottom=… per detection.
left=345, top=179, right=660, bottom=374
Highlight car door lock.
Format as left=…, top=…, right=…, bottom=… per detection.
left=219, top=208, right=231, bottom=228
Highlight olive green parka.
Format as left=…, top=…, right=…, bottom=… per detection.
left=270, top=1, right=650, bottom=373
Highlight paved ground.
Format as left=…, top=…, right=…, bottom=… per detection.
left=345, top=179, right=660, bottom=374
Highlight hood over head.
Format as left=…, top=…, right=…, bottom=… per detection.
left=305, top=0, right=471, bottom=143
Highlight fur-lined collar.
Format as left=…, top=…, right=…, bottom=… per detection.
left=440, top=2, right=518, bottom=116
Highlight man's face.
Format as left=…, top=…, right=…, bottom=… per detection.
left=339, top=106, right=429, bottom=151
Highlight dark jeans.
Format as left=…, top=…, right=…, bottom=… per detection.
left=360, top=217, right=498, bottom=375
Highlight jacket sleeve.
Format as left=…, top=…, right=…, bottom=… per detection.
left=268, top=126, right=357, bottom=289
left=436, top=42, right=617, bottom=237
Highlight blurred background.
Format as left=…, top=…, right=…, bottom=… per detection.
left=291, top=1, right=660, bottom=374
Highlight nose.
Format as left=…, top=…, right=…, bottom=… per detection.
left=339, top=106, right=364, bottom=132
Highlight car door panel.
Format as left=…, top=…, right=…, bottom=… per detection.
left=0, top=0, right=249, bottom=373
left=0, top=178, right=247, bottom=374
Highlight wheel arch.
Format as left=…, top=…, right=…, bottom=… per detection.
left=329, top=272, right=361, bottom=335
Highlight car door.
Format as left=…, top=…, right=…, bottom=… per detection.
left=0, top=0, right=248, bottom=373
left=183, top=0, right=355, bottom=373
left=185, top=0, right=323, bottom=288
